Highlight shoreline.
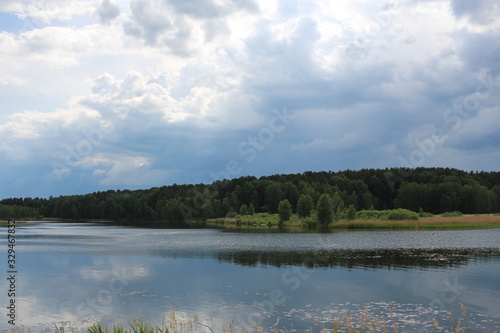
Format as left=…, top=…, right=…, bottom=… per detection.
left=206, top=214, right=500, bottom=231
left=3, top=214, right=500, bottom=231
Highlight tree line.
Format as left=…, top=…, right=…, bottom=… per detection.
left=1, top=167, right=499, bottom=223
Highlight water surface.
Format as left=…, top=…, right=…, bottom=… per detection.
left=1, top=222, right=499, bottom=332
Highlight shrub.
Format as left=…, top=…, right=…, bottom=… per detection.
left=386, top=209, right=419, bottom=220
left=225, top=211, right=237, bottom=218
left=441, top=211, right=463, bottom=217
left=418, top=207, right=434, bottom=218
left=357, top=209, right=386, bottom=220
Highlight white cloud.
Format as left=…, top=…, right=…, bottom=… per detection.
left=95, top=0, right=121, bottom=24
left=0, top=0, right=499, bottom=197
left=0, top=0, right=98, bottom=23
left=94, top=154, right=170, bottom=186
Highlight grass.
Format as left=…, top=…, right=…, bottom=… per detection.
left=207, top=213, right=500, bottom=231
left=38, top=305, right=474, bottom=333
left=0, top=219, right=26, bottom=227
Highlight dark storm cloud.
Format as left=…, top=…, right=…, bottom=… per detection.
left=1, top=0, right=500, bottom=199
left=458, top=30, right=500, bottom=75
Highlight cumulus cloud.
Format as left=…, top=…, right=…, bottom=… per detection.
left=123, top=0, right=173, bottom=44
left=95, top=0, right=121, bottom=24
left=0, top=0, right=499, bottom=198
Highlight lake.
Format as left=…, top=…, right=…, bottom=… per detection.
left=1, top=221, right=500, bottom=332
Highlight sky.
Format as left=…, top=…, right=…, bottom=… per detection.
left=0, top=0, right=499, bottom=199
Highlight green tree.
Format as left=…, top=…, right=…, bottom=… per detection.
left=248, top=203, right=255, bottom=215
left=239, top=204, right=248, bottom=216
left=332, top=192, right=344, bottom=221
left=297, top=194, right=314, bottom=218
left=202, top=201, right=215, bottom=219
left=265, top=183, right=283, bottom=213
left=221, top=197, right=231, bottom=217
left=346, top=204, right=357, bottom=220
left=316, top=194, right=333, bottom=225
left=278, top=199, right=292, bottom=225
left=282, top=182, right=300, bottom=210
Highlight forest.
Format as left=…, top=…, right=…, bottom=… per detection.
left=1, top=167, right=500, bottom=225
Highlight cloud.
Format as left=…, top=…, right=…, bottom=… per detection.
left=166, top=0, right=259, bottom=19
left=0, top=65, right=260, bottom=193
left=450, top=0, right=500, bottom=26
left=458, top=30, right=500, bottom=75
left=0, top=0, right=96, bottom=23
left=95, top=0, right=121, bottom=24
left=122, top=0, right=260, bottom=55
left=123, top=0, right=173, bottom=45
left=90, top=154, right=170, bottom=187
left=1, top=0, right=500, bottom=198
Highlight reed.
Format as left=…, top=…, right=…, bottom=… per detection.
left=208, top=213, right=500, bottom=230
left=8, top=305, right=475, bottom=333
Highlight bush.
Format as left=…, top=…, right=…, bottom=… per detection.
left=418, top=207, right=434, bottom=218
left=441, top=211, right=463, bottom=217
left=386, top=209, right=419, bottom=221
left=225, top=211, right=237, bottom=218
left=357, top=209, right=386, bottom=220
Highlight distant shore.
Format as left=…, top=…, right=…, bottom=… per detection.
left=0, top=219, right=26, bottom=226
left=3, top=214, right=500, bottom=230
left=207, top=213, right=500, bottom=230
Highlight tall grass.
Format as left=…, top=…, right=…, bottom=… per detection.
left=44, top=306, right=474, bottom=333
left=207, top=211, right=500, bottom=230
